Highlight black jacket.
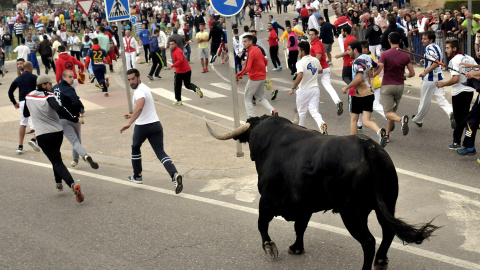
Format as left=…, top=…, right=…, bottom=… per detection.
left=53, top=80, right=84, bottom=119
left=365, top=23, right=382, bottom=46
left=38, top=40, right=53, bottom=56
left=381, top=26, right=409, bottom=50
left=8, top=71, right=38, bottom=104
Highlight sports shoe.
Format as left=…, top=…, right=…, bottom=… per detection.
left=221, top=60, right=224, bottom=64
left=172, top=100, right=183, bottom=105
left=336, top=101, right=343, bottom=116
left=147, top=75, right=153, bottom=80
left=72, top=184, right=84, bottom=203
left=449, top=143, right=461, bottom=150
left=110, top=69, right=114, bottom=73
left=91, top=75, right=96, bottom=83
left=155, top=75, right=162, bottom=79
left=128, top=175, right=143, bottom=184
left=278, top=66, right=283, bottom=70
left=173, top=173, right=183, bottom=194
left=271, top=89, right=278, bottom=100
left=401, top=115, right=409, bottom=136
left=206, top=67, right=209, bottom=72
left=146, top=62, right=150, bottom=66
left=320, top=123, right=328, bottom=135
left=84, top=155, right=99, bottom=169
left=95, top=83, right=102, bottom=89
left=412, top=115, right=422, bottom=127
left=271, top=110, right=279, bottom=117
left=45, top=68, right=48, bottom=74
left=202, top=68, right=206, bottom=73
left=56, top=183, right=63, bottom=192
left=450, top=112, right=456, bottom=129
left=195, top=87, right=203, bottom=98
left=105, top=77, right=110, bottom=88
left=210, top=55, right=217, bottom=63
left=104, top=93, right=109, bottom=97
left=252, top=100, right=256, bottom=106
left=272, top=68, right=280, bottom=71
left=385, top=135, right=390, bottom=143
left=16, top=146, right=23, bottom=154
left=71, top=161, right=78, bottom=167
left=378, top=128, right=387, bottom=148
left=28, top=139, right=41, bottom=152
left=26, top=129, right=35, bottom=135
left=457, top=147, right=476, bottom=156
left=292, top=72, right=298, bottom=81
left=357, top=126, right=363, bottom=131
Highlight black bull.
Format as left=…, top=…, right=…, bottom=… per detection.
left=207, top=116, right=439, bottom=270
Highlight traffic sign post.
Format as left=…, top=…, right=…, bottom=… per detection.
left=105, top=0, right=133, bottom=113
left=77, top=0, right=94, bottom=16
left=211, top=0, right=245, bottom=157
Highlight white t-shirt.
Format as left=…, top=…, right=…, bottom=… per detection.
left=14, top=45, right=31, bottom=60
left=296, top=55, right=321, bottom=90
left=133, top=83, right=159, bottom=125
left=67, top=35, right=81, bottom=51
left=448, top=54, right=476, bottom=96
left=38, top=33, right=51, bottom=42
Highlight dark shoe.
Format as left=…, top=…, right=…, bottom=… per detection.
left=271, top=89, right=278, bottom=100
left=449, top=143, right=461, bottom=150
left=450, top=112, right=456, bottom=129
left=127, top=175, right=143, bottom=184
left=26, top=129, right=35, bottom=135
left=271, top=110, right=279, bottom=117
left=84, top=155, right=99, bottom=169
left=154, top=75, right=162, bottom=79
left=401, top=115, right=409, bottom=136
left=28, top=139, right=41, bottom=152
left=457, top=147, right=476, bottom=156
left=336, top=101, right=343, bottom=116
left=292, top=72, right=298, bottom=81
left=104, top=93, right=109, bottom=97
left=56, top=183, right=63, bottom=192
left=147, top=75, right=153, bottom=80
left=357, top=126, right=363, bottom=131
left=173, top=173, right=183, bottom=194
left=412, top=115, right=422, bottom=127
left=45, top=68, right=48, bottom=74
left=379, top=128, right=387, bottom=148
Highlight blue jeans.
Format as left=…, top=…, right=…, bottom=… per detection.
left=185, top=44, right=191, bottom=62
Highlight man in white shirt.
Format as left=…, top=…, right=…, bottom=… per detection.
left=67, top=30, right=82, bottom=61
left=123, top=30, right=139, bottom=70
left=120, top=68, right=183, bottom=194
left=416, top=12, right=428, bottom=33
left=289, top=41, right=327, bottom=134
left=308, top=8, right=320, bottom=33
left=14, top=39, right=31, bottom=60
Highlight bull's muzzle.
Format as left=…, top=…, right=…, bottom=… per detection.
left=206, top=123, right=250, bottom=140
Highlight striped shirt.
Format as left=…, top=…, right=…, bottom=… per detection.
left=35, top=22, right=45, bottom=30
left=14, top=23, right=23, bottom=35
left=423, top=43, right=443, bottom=82
left=26, top=40, right=38, bottom=51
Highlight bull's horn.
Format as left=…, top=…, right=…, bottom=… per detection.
left=206, top=122, right=251, bottom=140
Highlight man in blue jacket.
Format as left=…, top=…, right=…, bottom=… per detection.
left=318, top=16, right=336, bottom=64
left=147, top=29, right=163, bottom=80
left=268, top=15, right=285, bottom=34
left=54, top=70, right=98, bottom=169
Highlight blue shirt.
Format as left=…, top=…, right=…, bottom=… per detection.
left=149, top=36, right=159, bottom=52
left=86, top=48, right=108, bottom=66
left=139, top=30, right=150, bottom=44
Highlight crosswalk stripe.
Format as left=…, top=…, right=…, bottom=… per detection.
left=270, top=77, right=293, bottom=85
left=210, top=82, right=231, bottom=91
left=150, top=88, right=192, bottom=101
left=183, top=87, right=227, bottom=98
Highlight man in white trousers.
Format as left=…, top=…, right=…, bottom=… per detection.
left=309, top=28, right=343, bottom=115
left=123, top=30, right=140, bottom=70
left=412, top=31, right=455, bottom=128
left=290, top=41, right=327, bottom=134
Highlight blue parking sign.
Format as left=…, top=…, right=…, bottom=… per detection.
left=105, top=0, right=130, bottom=22
left=210, top=0, right=245, bottom=17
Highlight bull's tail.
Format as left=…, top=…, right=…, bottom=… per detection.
left=365, top=140, right=439, bottom=245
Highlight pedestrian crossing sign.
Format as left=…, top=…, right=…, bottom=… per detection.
left=105, top=0, right=130, bottom=22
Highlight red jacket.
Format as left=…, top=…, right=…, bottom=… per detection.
left=55, top=52, right=85, bottom=83
left=268, top=28, right=278, bottom=47
left=171, top=47, right=190, bottom=73
left=236, top=45, right=267, bottom=81
left=310, top=38, right=329, bottom=69
left=333, top=16, right=353, bottom=29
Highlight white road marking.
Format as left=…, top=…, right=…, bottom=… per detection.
left=439, top=190, right=480, bottom=254
left=270, top=77, right=294, bottom=85
left=210, top=82, right=246, bottom=94
left=150, top=87, right=192, bottom=101
left=0, top=154, right=479, bottom=270
left=184, top=87, right=227, bottom=98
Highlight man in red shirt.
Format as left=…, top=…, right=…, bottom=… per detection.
left=55, top=45, right=85, bottom=88
left=334, top=26, right=356, bottom=85
left=300, top=5, right=309, bottom=32
left=236, top=35, right=278, bottom=118
left=167, top=40, right=203, bottom=105
left=310, top=28, right=343, bottom=115
left=267, top=23, right=282, bottom=71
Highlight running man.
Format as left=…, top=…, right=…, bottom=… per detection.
left=341, top=40, right=387, bottom=147
left=8, top=60, right=40, bottom=154
left=23, top=75, right=85, bottom=203
left=85, top=38, right=111, bottom=97
left=147, top=29, right=163, bottom=80
left=412, top=31, right=454, bottom=128
left=120, top=69, right=183, bottom=194
left=290, top=41, right=327, bottom=134
left=54, top=70, right=99, bottom=169
left=167, top=39, right=203, bottom=105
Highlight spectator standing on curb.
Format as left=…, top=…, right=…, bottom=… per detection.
left=120, top=69, right=184, bottom=194
left=23, top=75, right=85, bottom=203
left=8, top=60, right=40, bottom=154
left=167, top=39, right=203, bottom=105
left=53, top=70, right=99, bottom=169
left=26, top=34, right=40, bottom=76
left=123, top=30, right=140, bottom=70
left=412, top=31, right=454, bottom=129
left=2, top=28, right=13, bottom=61
left=196, top=23, right=210, bottom=73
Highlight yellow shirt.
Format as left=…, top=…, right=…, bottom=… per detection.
left=369, top=54, right=381, bottom=90
left=60, top=14, right=65, bottom=24
left=196, top=31, right=209, bottom=49
left=40, top=15, right=47, bottom=24
left=279, top=28, right=304, bottom=41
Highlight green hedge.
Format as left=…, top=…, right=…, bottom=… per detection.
left=444, top=1, right=480, bottom=14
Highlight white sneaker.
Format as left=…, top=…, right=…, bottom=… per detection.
left=28, top=140, right=41, bottom=152
left=173, top=173, right=183, bottom=194
left=71, top=161, right=78, bottom=167
left=128, top=175, right=143, bottom=184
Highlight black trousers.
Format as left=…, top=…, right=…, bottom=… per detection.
left=463, top=93, right=480, bottom=148
left=37, top=131, right=75, bottom=187
left=270, top=45, right=281, bottom=68
left=143, top=44, right=150, bottom=63
left=324, top=9, right=329, bottom=22
left=288, top=50, right=298, bottom=73
left=342, top=66, right=352, bottom=85
left=452, top=91, right=474, bottom=144
left=41, top=55, right=55, bottom=73
left=131, top=121, right=177, bottom=178
left=71, top=51, right=81, bottom=61
left=301, top=16, right=308, bottom=32
left=276, top=2, right=282, bottom=14
left=174, top=70, right=198, bottom=101
left=148, top=51, right=164, bottom=77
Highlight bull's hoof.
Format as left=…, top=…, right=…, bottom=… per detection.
left=263, top=241, right=279, bottom=259
left=373, top=258, right=389, bottom=270
left=287, top=246, right=305, bottom=255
